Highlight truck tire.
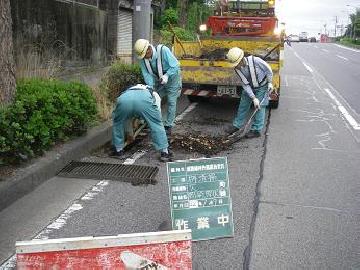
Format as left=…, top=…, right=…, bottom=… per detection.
left=268, top=99, right=279, bottom=109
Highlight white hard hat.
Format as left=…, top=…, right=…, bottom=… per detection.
left=226, top=47, right=244, bottom=67
left=134, top=39, right=150, bottom=59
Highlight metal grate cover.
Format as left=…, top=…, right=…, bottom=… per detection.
left=58, top=161, right=159, bottom=185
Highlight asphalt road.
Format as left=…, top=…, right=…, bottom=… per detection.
left=0, top=43, right=359, bottom=269
left=250, top=43, right=360, bottom=270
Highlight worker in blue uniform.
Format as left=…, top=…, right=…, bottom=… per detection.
left=134, top=39, right=182, bottom=136
left=111, top=84, right=172, bottom=162
left=226, top=47, right=273, bottom=138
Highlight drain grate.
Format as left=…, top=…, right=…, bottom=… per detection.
left=58, top=161, right=159, bottom=185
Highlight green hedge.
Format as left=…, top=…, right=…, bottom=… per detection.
left=339, top=37, right=360, bottom=49
left=0, top=79, right=97, bottom=164
left=102, top=61, right=144, bottom=102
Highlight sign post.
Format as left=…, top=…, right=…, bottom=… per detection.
left=167, top=157, right=234, bottom=241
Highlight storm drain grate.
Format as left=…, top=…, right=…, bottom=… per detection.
left=58, top=161, right=159, bottom=185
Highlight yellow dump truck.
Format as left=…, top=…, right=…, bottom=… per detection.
left=173, top=0, right=284, bottom=108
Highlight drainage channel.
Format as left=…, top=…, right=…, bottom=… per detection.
left=58, top=161, right=159, bottom=185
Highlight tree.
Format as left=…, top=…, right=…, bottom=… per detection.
left=177, top=0, right=189, bottom=28
left=0, top=0, right=16, bottom=106
left=176, top=0, right=208, bottom=29
left=349, top=8, right=360, bottom=39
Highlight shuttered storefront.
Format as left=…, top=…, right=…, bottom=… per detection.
left=117, top=9, right=133, bottom=61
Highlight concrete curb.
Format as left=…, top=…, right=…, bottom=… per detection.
left=0, top=121, right=112, bottom=212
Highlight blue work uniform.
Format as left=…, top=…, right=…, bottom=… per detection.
left=112, top=85, right=168, bottom=151
left=233, top=56, right=273, bottom=131
left=139, top=44, right=182, bottom=128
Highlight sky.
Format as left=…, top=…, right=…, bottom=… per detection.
left=275, top=0, right=360, bottom=37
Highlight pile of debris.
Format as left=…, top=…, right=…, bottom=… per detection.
left=171, top=134, right=230, bottom=156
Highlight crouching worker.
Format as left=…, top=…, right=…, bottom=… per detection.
left=111, top=84, right=172, bottom=162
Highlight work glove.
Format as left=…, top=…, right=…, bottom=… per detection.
left=268, top=83, right=274, bottom=92
left=253, top=97, right=260, bottom=109
left=160, top=74, right=168, bottom=85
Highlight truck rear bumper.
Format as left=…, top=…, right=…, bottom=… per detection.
left=182, top=84, right=240, bottom=98
left=182, top=85, right=280, bottom=101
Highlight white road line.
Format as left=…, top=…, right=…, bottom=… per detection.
left=0, top=255, right=16, bottom=269
left=123, top=150, right=148, bottom=165
left=324, top=88, right=360, bottom=130
left=336, top=55, right=349, bottom=61
left=292, top=48, right=360, bottom=132
left=0, top=180, right=110, bottom=269
left=314, top=45, right=319, bottom=49
left=321, top=49, right=329, bottom=53
left=284, top=75, right=289, bottom=87
left=303, top=63, right=314, bottom=73
left=175, top=103, right=198, bottom=122
left=292, top=50, right=314, bottom=73
left=334, top=44, right=360, bottom=53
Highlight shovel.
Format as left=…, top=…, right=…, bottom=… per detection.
left=224, top=94, right=268, bottom=145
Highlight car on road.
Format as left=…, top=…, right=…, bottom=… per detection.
left=309, top=37, right=317, bottom=42
left=299, top=32, right=308, bottom=42
left=288, top=34, right=300, bottom=42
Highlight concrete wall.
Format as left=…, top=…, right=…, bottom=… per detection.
left=10, top=0, right=157, bottom=67
left=10, top=0, right=109, bottom=67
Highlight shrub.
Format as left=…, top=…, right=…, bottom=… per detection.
left=102, top=61, right=144, bottom=102
left=160, top=27, right=196, bottom=47
left=0, top=79, right=97, bottom=164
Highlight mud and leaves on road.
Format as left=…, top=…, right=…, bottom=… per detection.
left=171, top=133, right=232, bottom=156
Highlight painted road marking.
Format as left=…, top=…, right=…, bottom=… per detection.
left=292, top=48, right=360, bottom=131
left=334, top=44, right=360, bottom=53
left=324, top=88, right=360, bottom=130
left=336, top=55, right=349, bottom=61
left=314, top=45, right=319, bottom=49
left=284, top=75, right=289, bottom=87
left=293, top=50, right=314, bottom=73
left=321, top=49, right=330, bottom=53
left=123, top=150, right=148, bottom=165
left=175, top=103, right=198, bottom=122
left=303, top=63, right=314, bottom=73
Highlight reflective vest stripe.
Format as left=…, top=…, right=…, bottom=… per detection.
left=144, top=59, right=153, bottom=75
left=235, top=69, right=249, bottom=85
left=144, top=45, right=164, bottom=79
left=248, top=56, right=259, bottom=88
left=157, top=45, right=164, bottom=78
left=235, top=56, right=266, bottom=88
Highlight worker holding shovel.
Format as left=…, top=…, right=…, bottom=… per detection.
left=134, top=39, right=182, bottom=138
left=226, top=47, right=273, bottom=139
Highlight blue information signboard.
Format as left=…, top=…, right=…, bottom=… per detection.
left=167, top=157, right=234, bottom=241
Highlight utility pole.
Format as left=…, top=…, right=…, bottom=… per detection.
left=133, top=0, right=151, bottom=63
left=334, top=16, right=338, bottom=37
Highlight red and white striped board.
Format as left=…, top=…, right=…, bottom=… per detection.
left=16, top=230, right=192, bottom=269
left=182, top=89, right=218, bottom=98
